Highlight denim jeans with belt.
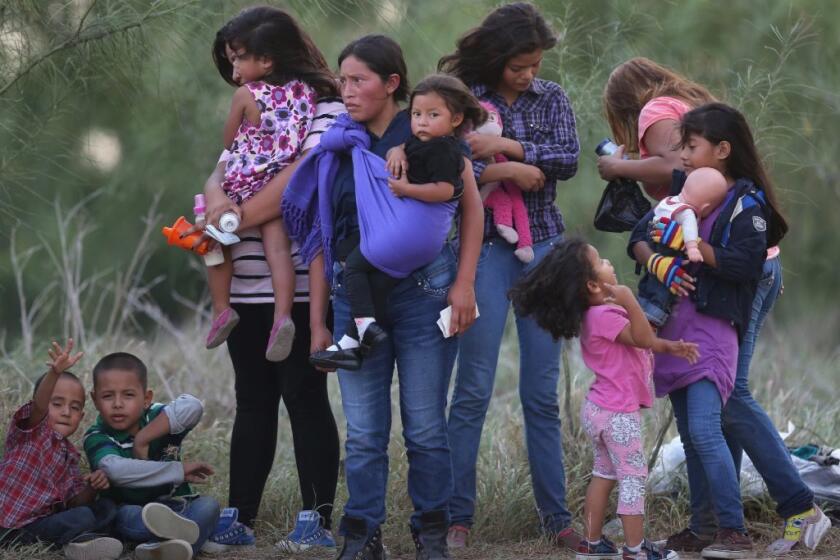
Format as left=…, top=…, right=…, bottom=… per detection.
left=689, top=256, right=813, bottom=534
left=334, top=245, right=459, bottom=536
left=447, top=235, right=572, bottom=533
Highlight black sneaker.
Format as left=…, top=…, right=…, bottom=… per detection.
left=336, top=517, right=387, bottom=560
left=411, top=510, right=450, bottom=560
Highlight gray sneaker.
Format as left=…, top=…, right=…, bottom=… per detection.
left=63, top=537, right=123, bottom=560
left=141, top=503, right=199, bottom=544
left=134, top=539, right=192, bottom=560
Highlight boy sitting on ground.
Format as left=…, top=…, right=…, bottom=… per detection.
left=0, top=339, right=123, bottom=560
left=83, top=352, right=220, bottom=560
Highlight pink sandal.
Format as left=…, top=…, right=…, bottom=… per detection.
left=206, top=308, right=240, bottom=349
left=265, top=316, right=295, bottom=362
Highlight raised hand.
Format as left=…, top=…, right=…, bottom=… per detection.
left=46, top=339, right=84, bottom=375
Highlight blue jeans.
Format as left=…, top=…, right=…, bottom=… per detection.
left=670, top=379, right=744, bottom=533
left=448, top=236, right=571, bottom=532
left=3, top=499, right=117, bottom=548
left=334, top=245, right=459, bottom=535
left=688, top=257, right=813, bottom=528
left=114, top=496, right=220, bottom=554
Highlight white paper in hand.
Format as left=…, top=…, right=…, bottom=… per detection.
left=437, top=304, right=480, bottom=338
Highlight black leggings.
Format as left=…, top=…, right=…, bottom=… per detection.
left=227, top=302, right=339, bottom=529
left=343, top=246, right=399, bottom=333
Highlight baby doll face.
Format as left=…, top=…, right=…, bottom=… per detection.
left=410, top=92, right=463, bottom=140
left=474, top=102, right=503, bottom=137
left=47, top=377, right=86, bottom=438
left=225, top=43, right=272, bottom=85
left=91, top=369, right=153, bottom=435
left=680, top=167, right=730, bottom=217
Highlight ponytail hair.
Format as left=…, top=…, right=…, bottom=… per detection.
left=681, top=102, right=789, bottom=247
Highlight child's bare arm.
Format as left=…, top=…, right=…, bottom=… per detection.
left=26, top=339, right=83, bottom=429
left=388, top=176, right=455, bottom=202
left=223, top=86, right=257, bottom=150
left=604, top=284, right=656, bottom=349
left=385, top=144, right=408, bottom=178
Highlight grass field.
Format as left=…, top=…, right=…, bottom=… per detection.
left=1, top=308, right=838, bottom=559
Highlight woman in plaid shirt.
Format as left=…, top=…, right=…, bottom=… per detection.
left=439, top=2, right=581, bottom=550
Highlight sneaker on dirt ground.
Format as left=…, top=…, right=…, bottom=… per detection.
left=134, top=539, right=193, bottom=560
left=63, top=537, right=123, bottom=560
left=201, top=507, right=255, bottom=554
left=575, top=535, right=620, bottom=559
left=700, top=528, right=753, bottom=559
left=622, top=538, right=679, bottom=560
left=141, top=502, right=199, bottom=544
left=664, top=528, right=714, bottom=552
left=766, top=505, right=831, bottom=555
left=275, top=509, right=336, bottom=552
left=446, top=525, right=469, bottom=549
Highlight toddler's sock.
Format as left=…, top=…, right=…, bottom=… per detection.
left=326, top=334, right=360, bottom=352
left=625, top=541, right=642, bottom=553
left=354, top=317, right=375, bottom=338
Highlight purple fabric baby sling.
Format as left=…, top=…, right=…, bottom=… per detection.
left=282, top=112, right=456, bottom=281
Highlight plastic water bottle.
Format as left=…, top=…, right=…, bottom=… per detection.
left=194, top=194, right=225, bottom=267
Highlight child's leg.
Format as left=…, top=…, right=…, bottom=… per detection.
left=260, top=218, right=295, bottom=323
left=207, top=245, right=233, bottom=317
left=164, top=496, right=221, bottom=554
left=484, top=186, right=518, bottom=244
left=18, top=506, right=101, bottom=546
left=343, top=247, right=381, bottom=337
left=605, top=411, right=647, bottom=547
left=581, top=399, right=618, bottom=542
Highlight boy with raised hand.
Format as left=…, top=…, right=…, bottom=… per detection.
left=0, top=339, right=123, bottom=560
left=83, top=352, right=220, bottom=560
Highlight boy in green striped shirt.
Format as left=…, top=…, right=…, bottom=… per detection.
left=83, top=353, right=220, bottom=560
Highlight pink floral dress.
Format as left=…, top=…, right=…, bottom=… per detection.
left=222, top=80, right=317, bottom=204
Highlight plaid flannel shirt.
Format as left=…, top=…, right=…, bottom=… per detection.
left=471, top=79, right=579, bottom=242
left=0, top=402, right=86, bottom=529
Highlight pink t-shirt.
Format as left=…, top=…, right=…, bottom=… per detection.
left=581, top=304, right=654, bottom=412
left=638, top=96, right=691, bottom=200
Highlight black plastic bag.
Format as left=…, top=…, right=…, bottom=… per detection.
left=593, top=178, right=652, bottom=233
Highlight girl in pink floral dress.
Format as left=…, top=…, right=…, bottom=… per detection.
left=205, top=8, right=321, bottom=361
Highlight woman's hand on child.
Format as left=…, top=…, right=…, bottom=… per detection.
left=661, top=338, right=700, bottom=364
left=386, top=146, right=408, bottom=179
left=46, top=338, right=83, bottom=375
left=596, top=145, right=625, bottom=181
left=388, top=175, right=412, bottom=198
left=650, top=217, right=685, bottom=251
left=85, top=470, right=110, bottom=491
left=646, top=253, right=695, bottom=296
left=183, top=462, right=215, bottom=483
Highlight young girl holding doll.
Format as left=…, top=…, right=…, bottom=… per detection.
left=511, top=238, right=696, bottom=560
left=204, top=8, right=325, bottom=361
left=308, top=74, right=485, bottom=371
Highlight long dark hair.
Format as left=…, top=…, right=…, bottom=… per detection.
left=411, top=74, right=487, bottom=136
left=212, top=6, right=338, bottom=98
left=509, top=238, right=594, bottom=340
left=438, top=2, right=556, bottom=87
left=680, top=102, right=789, bottom=247
left=338, top=34, right=409, bottom=103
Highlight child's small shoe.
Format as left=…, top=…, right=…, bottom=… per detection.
left=575, top=536, right=620, bottom=559
left=134, top=539, right=193, bottom=560
left=496, top=224, right=519, bottom=244
left=141, top=502, right=199, bottom=544
left=359, top=322, right=388, bottom=356
left=622, top=538, right=678, bottom=560
left=206, top=308, right=240, bottom=349
left=766, top=505, right=831, bottom=554
left=265, top=315, right=295, bottom=362
left=275, top=510, right=336, bottom=552
left=63, top=537, right=123, bottom=560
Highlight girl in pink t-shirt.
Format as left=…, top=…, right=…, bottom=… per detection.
left=510, top=238, right=698, bottom=560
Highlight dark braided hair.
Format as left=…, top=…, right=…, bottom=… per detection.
left=509, top=238, right=595, bottom=340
